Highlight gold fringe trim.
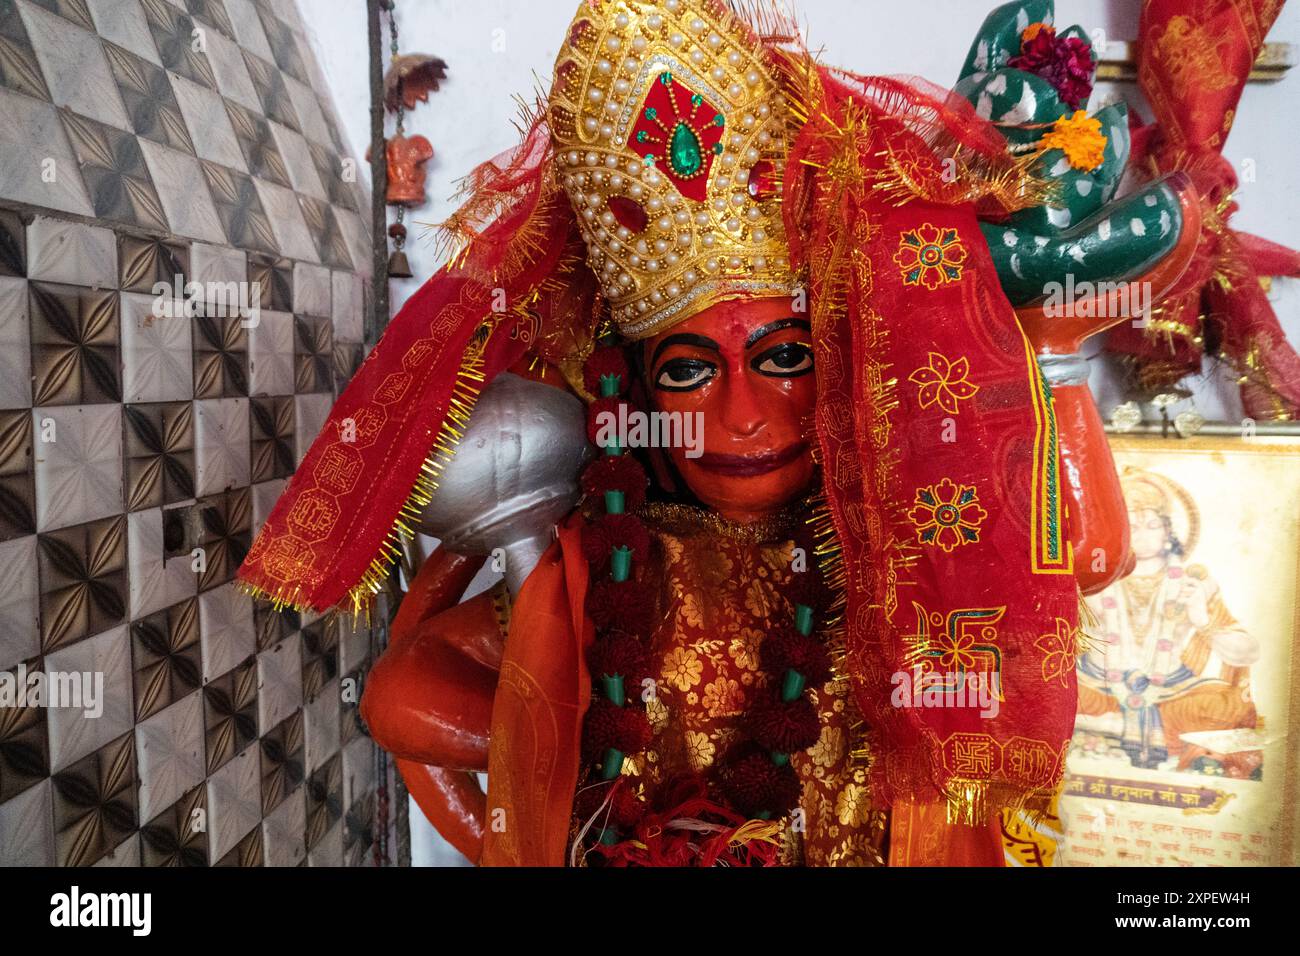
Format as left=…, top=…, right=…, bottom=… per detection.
left=234, top=584, right=370, bottom=639
left=422, top=93, right=563, bottom=287
left=943, top=779, right=1057, bottom=828
left=767, top=18, right=1060, bottom=217
left=1236, top=339, right=1296, bottom=421
left=334, top=276, right=572, bottom=616
left=260, top=283, right=592, bottom=618
left=341, top=326, right=495, bottom=616
left=847, top=718, right=875, bottom=773
left=784, top=74, right=920, bottom=788
left=727, top=0, right=805, bottom=47
left=1131, top=156, right=1297, bottom=418
left=1074, top=585, right=1105, bottom=661
left=239, top=324, right=496, bottom=619
left=236, top=579, right=312, bottom=619
left=871, top=139, right=1062, bottom=213
left=803, top=486, right=847, bottom=619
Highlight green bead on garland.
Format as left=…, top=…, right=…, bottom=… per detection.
left=600, top=373, right=623, bottom=457
left=596, top=366, right=633, bottom=786
left=766, top=603, right=816, bottom=775
left=781, top=668, right=807, bottom=703
left=610, top=545, right=632, bottom=582
left=598, top=673, right=627, bottom=782
left=598, top=748, right=624, bottom=781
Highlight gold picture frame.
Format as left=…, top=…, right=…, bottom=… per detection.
left=1060, top=434, right=1300, bottom=867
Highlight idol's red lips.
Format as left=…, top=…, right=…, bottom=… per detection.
left=693, top=442, right=809, bottom=477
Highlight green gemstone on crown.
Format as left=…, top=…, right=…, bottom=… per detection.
left=691, top=93, right=703, bottom=107
left=659, top=71, right=672, bottom=85
left=714, top=114, right=725, bottom=127
left=644, top=106, right=657, bottom=120
left=668, top=122, right=703, bottom=177
left=636, top=130, right=648, bottom=142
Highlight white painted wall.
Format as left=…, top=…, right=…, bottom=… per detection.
left=295, top=0, right=1300, bottom=863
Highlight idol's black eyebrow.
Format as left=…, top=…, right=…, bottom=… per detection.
left=651, top=333, right=721, bottom=366
left=746, top=318, right=811, bottom=348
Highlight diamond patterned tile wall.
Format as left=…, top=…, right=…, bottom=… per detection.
left=0, top=0, right=379, bottom=868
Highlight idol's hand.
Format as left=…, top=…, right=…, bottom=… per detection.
left=360, top=545, right=502, bottom=863
left=956, top=0, right=1188, bottom=311
left=362, top=372, right=588, bottom=860
left=952, top=1, right=1203, bottom=595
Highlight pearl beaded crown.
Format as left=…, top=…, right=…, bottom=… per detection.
left=549, top=0, right=797, bottom=340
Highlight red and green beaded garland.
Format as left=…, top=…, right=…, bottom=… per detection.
left=575, top=344, right=833, bottom=845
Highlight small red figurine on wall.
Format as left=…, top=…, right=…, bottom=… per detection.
left=383, top=133, right=434, bottom=207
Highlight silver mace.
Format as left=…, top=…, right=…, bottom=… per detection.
left=414, top=372, right=592, bottom=596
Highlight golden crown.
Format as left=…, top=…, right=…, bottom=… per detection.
left=549, top=0, right=797, bottom=340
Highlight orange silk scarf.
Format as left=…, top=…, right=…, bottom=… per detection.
left=480, top=516, right=592, bottom=866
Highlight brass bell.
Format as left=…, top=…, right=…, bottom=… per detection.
left=387, top=248, right=412, bottom=279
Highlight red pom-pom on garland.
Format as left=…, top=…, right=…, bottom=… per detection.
left=747, top=696, right=821, bottom=753
left=581, top=455, right=649, bottom=510
left=787, top=525, right=830, bottom=611
left=581, top=698, right=621, bottom=759
left=609, top=781, right=647, bottom=829
left=587, top=578, right=654, bottom=634
left=582, top=513, right=651, bottom=569
left=582, top=698, right=652, bottom=761
left=761, top=623, right=832, bottom=685
left=588, top=629, right=651, bottom=684
left=717, top=749, right=801, bottom=818
left=786, top=566, right=829, bottom=612
left=583, top=347, right=631, bottom=396
left=573, top=778, right=647, bottom=831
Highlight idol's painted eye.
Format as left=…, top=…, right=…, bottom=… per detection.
left=751, top=342, right=813, bottom=378
left=655, top=357, right=717, bottom=391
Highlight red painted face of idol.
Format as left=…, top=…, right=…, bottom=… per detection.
left=643, top=297, right=816, bottom=524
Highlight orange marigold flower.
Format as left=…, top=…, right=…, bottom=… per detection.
left=1021, top=22, right=1052, bottom=42
left=1041, top=110, right=1107, bottom=172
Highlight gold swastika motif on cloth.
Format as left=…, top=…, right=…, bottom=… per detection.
left=904, top=603, right=1004, bottom=696
left=948, top=734, right=998, bottom=777
left=315, top=445, right=364, bottom=496
left=263, top=536, right=318, bottom=582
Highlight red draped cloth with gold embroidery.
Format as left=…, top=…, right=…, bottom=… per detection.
left=784, top=65, right=1080, bottom=824
left=1108, top=0, right=1300, bottom=418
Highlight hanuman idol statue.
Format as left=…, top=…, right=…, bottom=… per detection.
left=240, top=0, right=1201, bottom=866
